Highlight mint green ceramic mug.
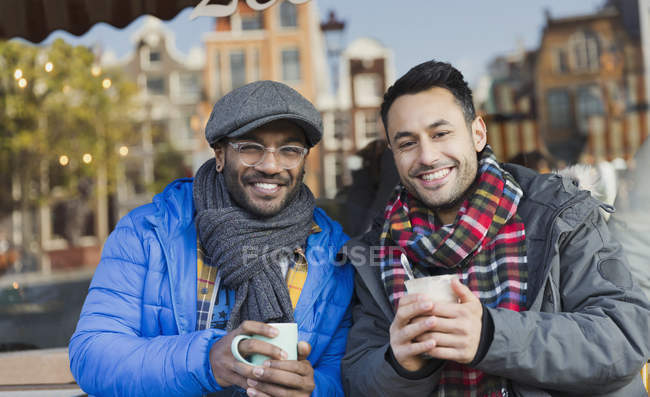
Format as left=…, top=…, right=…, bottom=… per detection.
left=230, top=323, right=298, bottom=366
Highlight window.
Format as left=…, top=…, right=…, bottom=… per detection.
left=279, top=1, right=298, bottom=28
left=178, top=73, right=200, bottom=99
left=553, top=49, right=568, bottom=74
left=355, top=110, right=381, bottom=148
left=230, top=50, right=246, bottom=90
left=140, top=47, right=162, bottom=69
left=546, top=89, right=572, bottom=129
left=353, top=73, right=383, bottom=107
left=281, top=48, right=301, bottom=82
left=241, top=13, right=263, bottom=30
left=334, top=113, right=349, bottom=141
left=149, top=50, right=161, bottom=64
left=146, top=76, right=165, bottom=95
left=576, top=85, right=604, bottom=135
left=363, top=111, right=380, bottom=141
left=569, top=30, right=600, bottom=71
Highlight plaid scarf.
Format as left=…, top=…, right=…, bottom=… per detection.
left=380, top=145, right=527, bottom=397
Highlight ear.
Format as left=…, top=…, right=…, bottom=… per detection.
left=471, top=116, right=487, bottom=153
left=213, top=143, right=225, bottom=172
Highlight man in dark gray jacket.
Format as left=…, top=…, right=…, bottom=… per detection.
left=341, top=60, right=650, bottom=396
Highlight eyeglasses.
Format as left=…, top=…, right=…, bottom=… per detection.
left=228, top=142, right=308, bottom=169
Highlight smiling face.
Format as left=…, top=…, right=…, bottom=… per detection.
left=386, top=87, right=487, bottom=224
left=214, top=119, right=308, bottom=218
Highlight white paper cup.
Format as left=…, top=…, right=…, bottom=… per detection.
left=404, top=274, right=459, bottom=303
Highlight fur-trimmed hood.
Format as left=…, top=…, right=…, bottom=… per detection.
left=555, top=164, right=617, bottom=207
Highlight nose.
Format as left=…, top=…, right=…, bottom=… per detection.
left=254, top=148, right=283, bottom=174
left=416, top=137, right=439, bottom=166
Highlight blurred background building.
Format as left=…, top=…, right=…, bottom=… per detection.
left=102, top=16, right=205, bottom=219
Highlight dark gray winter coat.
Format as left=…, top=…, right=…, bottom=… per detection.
left=341, top=164, right=650, bottom=397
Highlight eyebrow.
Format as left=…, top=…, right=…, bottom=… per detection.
left=393, top=119, right=453, bottom=141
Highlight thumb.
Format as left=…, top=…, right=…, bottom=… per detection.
left=451, top=278, right=477, bottom=303
left=297, top=341, right=311, bottom=361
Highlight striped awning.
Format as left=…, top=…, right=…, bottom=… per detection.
left=0, top=0, right=225, bottom=43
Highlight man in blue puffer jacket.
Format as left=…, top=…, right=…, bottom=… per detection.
left=69, top=81, right=354, bottom=397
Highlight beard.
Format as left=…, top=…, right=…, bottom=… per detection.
left=222, top=160, right=305, bottom=218
left=401, top=156, right=479, bottom=219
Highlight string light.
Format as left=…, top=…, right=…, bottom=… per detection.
left=91, top=65, right=102, bottom=77
left=13, top=69, right=22, bottom=80
left=18, top=78, right=27, bottom=88
left=102, top=78, right=112, bottom=89
left=59, top=155, right=69, bottom=166
left=119, top=146, right=129, bottom=157
left=82, top=153, right=93, bottom=164
left=44, top=62, right=53, bottom=72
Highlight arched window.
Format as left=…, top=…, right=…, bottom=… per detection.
left=569, top=30, right=600, bottom=71
left=279, top=1, right=297, bottom=28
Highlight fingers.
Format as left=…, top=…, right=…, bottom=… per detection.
left=220, top=370, right=249, bottom=390
left=397, top=292, right=426, bottom=306
left=238, top=338, right=288, bottom=361
left=394, top=296, right=434, bottom=327
left=393, top=315, right=437, bottom=344
left=297, top=341, right=311, bottom=361
left=450, top=279, right=478, bottom=303
left=394, top=338, right=437, bottom=358
left=246, top=362, right=315, bottom=391
left=430, top=298, right=483, bottom=319
left=238, top=320, right=280, bottom=339
left=246, top=379, right=292, bottom=397
left=246, top=387, right=271, bottom=397
left=266, top=359, right=313, bottom=377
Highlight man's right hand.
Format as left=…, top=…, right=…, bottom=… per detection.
left=389, top=293, right=437, bottom=372
left=209, top=321, right=286, bottom=389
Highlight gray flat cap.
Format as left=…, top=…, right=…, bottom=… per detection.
left=205, top=80, right=323, bottom=147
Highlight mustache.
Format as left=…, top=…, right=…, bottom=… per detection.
left=408, top=161, right=458, bottom=178
left=242, top=171, right=291, bottom=185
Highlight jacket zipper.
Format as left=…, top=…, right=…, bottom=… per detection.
left=535, top=191, right=591, bottom=309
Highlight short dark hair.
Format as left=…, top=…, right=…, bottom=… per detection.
left=380, top=60, right=476, bottom=141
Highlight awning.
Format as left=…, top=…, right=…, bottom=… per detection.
left=0, top=0, right=221, bottom=43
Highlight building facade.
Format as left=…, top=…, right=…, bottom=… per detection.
left=200, top=0, right=329, bottom=196
left=477, top=49, right=542, bottom=163
left=536, top=3, right=647, bottom=163
left=102, top=16, right=205, bottom=219
left=320, top=37, right=394, bottom=198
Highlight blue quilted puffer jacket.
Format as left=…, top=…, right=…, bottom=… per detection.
left=69, top=178, right=354, bottom=396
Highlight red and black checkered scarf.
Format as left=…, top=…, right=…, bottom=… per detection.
left=380, top=145, right=528, bottom=396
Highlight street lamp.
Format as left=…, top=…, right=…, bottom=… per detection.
left=320, top=10, right=346, bottom=93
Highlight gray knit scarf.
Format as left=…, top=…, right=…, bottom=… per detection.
left=193, top=158, right=315, bottom=331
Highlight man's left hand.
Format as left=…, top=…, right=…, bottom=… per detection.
left=415, top=278, right=483, bottom=364
left=239, top=341, right=315, bottom=397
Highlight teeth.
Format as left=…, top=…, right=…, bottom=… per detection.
left=421, top=168, right=450, bottom=181
left=254, top=183, right=279, bottom=190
